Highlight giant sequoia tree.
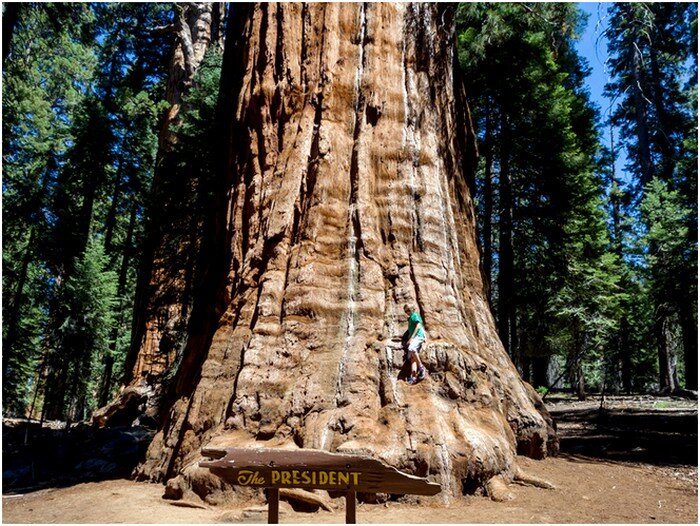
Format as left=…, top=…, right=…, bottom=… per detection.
left=125, top=3, right=226, bottom=388
left=134, top=3, right=556, bottom=501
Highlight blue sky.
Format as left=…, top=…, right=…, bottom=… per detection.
left=575, top=2, right=631, bottom=183
left=576, top=2, right=611, bottom=117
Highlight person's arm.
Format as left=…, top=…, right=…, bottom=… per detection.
left=410, top=314, right=422, bottom=339
left=411, top=322, right=422, bottom=339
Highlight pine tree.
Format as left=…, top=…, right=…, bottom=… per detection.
left=3, top=3, right=170, bottom=417
left=605, top=2, right=697, bottom=391
left=49, top=238, right=118, bottom=421
left=639, top=179, right=691, bottom=391
left=456, top=3, right=621, bottom=392
left=41, top=94, right=115, bottom=420
left=2, top=3, right=96, bottom=415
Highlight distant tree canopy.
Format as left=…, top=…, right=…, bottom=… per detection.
left=2, top=2, right=223, bottom=420
left=604, top=2, right=698, bottom=393
left=456, top=2, right=697, bottom=396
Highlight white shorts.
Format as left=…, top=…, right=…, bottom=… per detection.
left=408, top=336, right=425, bottom=353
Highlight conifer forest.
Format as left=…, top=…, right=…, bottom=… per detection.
left=1, top=3, right=698, bottom=521
left=4, top=1, right=696, bottom=420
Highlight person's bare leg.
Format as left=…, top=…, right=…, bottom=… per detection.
left=415, top=353, right=424, bottom=370
left=410, top=352, right=418, bottom=378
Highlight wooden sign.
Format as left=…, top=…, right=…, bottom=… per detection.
left=200, top=447, right=441, bottom=523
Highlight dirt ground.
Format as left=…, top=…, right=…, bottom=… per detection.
left=3, top=455, right=696, bottom=524
left=3, top=395, right=697, bottom=524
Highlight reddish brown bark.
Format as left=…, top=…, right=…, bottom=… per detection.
left=134, top=3, right=556, bottom=504
left=124, top=3, right=223, bottom=387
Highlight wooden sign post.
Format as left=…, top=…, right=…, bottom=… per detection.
left=200, top=447, right=441, bottom=523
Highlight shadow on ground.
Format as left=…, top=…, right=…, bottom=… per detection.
left=2, top=419, right=154, bottom=493
left=548, top=399, right=697, bottom=466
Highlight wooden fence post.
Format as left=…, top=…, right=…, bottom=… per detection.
left=346, top=489, right=356, bottom=524
left=268, top=487, right=279, bottom=524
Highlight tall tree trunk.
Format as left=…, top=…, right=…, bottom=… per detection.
left=624, top=4, right=654, bottom=187
left=482, top=100, right=494, bottom=304
left=134, top=3, right=556, bottom=502
left=632, top=61, right=652, bottom=186
left=571, top=330, right=586, bottom=401
left=619, top=316, right=633, bottom=392
left=649, top=40, right=696, bottom=392
left=41, top=361, right=68, bottom=421
left=609, top=126, right=633, bottom=392
left=621, top=6, right=680, bottom=394
left=124, top=3, right=223, bottom=389
left=211, top=3, right=226, bottom=51
left=656, top=312, right=677, bottom=393
left=497, top=112, right=516, bottom=367
left=2, top=3, right=20, bottom=65
left=678, top=298, right=697, bottom=390
left=575, top=361, right=586, bottom=401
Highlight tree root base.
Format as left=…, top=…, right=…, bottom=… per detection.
left=279, top=488, right=334, bottom=512
left=485, top=465, right=555, bottom=501
left=485, top=476, right=515, bottom=502
left=513, top=466, right=555, bottom=489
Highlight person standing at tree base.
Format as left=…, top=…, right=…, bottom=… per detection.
left=403, top=304, right=427, bottom=385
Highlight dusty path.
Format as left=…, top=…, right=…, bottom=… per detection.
left=3, top=455, right=696, bottom=524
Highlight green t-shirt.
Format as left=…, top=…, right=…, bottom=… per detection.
left=407, top=311, right=425, bottom=338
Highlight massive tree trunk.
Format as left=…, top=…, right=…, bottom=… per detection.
left=135, top=3, right=556, bottom=503
left=123, top=3, right=224, bottom=388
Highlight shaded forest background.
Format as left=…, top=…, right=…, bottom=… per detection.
left=2, top=2, right=697, bottom=422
